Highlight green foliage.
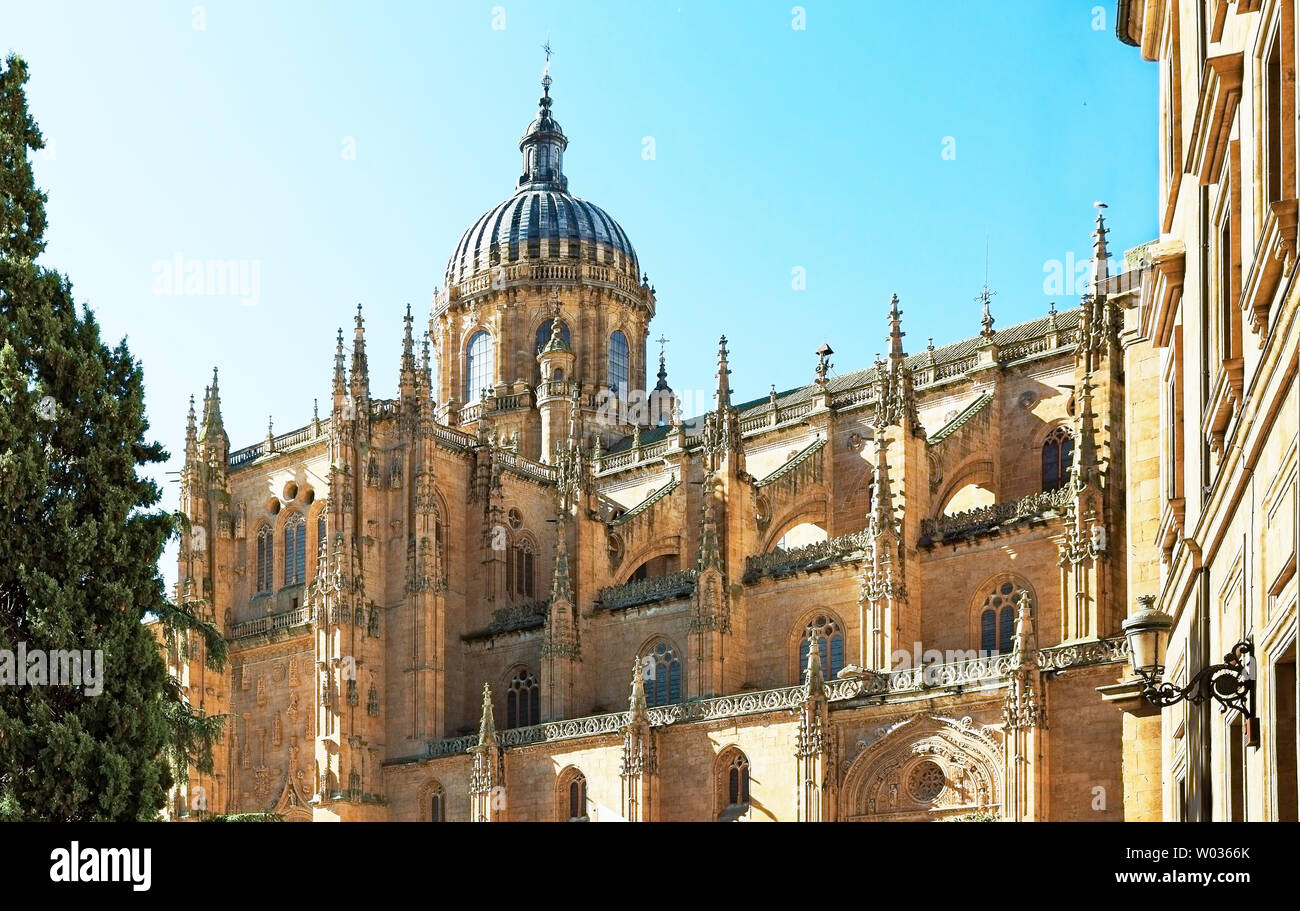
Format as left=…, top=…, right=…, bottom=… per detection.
left=204, top=812, right=284, bottom=823
left=0, top=53, right=223, bottom=820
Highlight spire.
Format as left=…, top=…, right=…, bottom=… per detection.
left=400, top=303, right=415, bottom=375
left=550, top=513, right=574, bottom=604
left=803, top=627, right=825, bottom=691
left=628, top=657, right=648, bottom=720
left=333, top=327, right=346, bottom=398
left=714, top=336, right=732, bottom=412
left=196, top=367, right=227, bottom=447
left=1090, top=202, right=1110, bottom=292
left=696, top=481, right=723, bottom=573
left=517, top=50, right=569, bottom=193
left=540, top=312, right=570, bottom=353
left=1069, top=372, right=1100, bottom=490
left=868, top=430, right=895, bottom=533
left=476, top=683, right=497, bottom=745
left=887, top=293, right=906, bottom=364
left=653, top=333, right=672, bottom=392
left=351, top=303, right=369, bottom=401
left=184, top=394, right=197, bottom=457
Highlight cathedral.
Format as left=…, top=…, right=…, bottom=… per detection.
left=159, top=46, right=1282, bottom=821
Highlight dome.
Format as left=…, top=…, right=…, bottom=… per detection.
left=443, top=74, right=640, bottom=288
left=444, top=190, right=639, bottom=287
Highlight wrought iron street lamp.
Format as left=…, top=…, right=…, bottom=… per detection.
left=1122, top=595, right=1258, bottom=745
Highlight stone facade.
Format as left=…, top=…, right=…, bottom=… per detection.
left=160, top=72, right=1143, bottom=823
left=1112, top=0, right=1299, bottom=822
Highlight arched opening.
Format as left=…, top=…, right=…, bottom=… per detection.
left=1041, top=426, right=1074, bottom=491
left=772, top=522, right=827, bottom=552
left=941, top=483, right=995, bottom=516
left=628, top=553, right=680, bottom=582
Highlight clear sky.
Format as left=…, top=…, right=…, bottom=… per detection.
left=4, top=1, right=1156, bottom=584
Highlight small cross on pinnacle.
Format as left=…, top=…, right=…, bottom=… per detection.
left=655, top=333, right=670, bottom=359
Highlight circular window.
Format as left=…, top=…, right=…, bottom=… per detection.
left=507, top=507, right=524, bottom=530
left=908, top=760, right=945, bottom=803
left=283, top=482, right=298, bottom=501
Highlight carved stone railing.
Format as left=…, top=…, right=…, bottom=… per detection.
left=828, top=385, right=878, bottom=409
left=432, top=424, right=476, bottom=451
left=743, top=529, right=871, bottom=582
left=494, top=450, right=557, bottom=485
left=919, top=486, right=1072, bottom=541
left=596, top=568, right=698, bottom=612
left=463, top=600, right=548, bottom=641
left=229, top=421, right=326, bottom=468
left=228, top=606, right=312, bottom=641
left=416, top=637, right=1127, bottom=760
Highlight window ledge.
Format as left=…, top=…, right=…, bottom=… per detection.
left=1203, top=358, right=1244, bottom=457
left=1185, top=53, right=1243, bottom=186
left=1241, top=199, right=1298, bottom=342
left=1157, top=497, right=1186, bottom=563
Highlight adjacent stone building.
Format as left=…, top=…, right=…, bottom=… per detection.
left=1112, top=0, right=1299, bottom=822
left=163, top=70, right=1145, bottom=822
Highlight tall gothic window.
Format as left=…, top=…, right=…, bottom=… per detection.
left=255, top=526, right=273, bottom=593
left=642, top=641, right=681, bottom=707
left=506, top=668, right=539, bottom=728
left=567, top=773, right=588, bottom=821
left=980, top=581, right=1023, bottom=654
left=505, top=539, right=535, bottom=600
left=799, top=615, right=845, bottom=681
left=284, top=513, right=306, bottom=586
left=608, top=330, right=629, bottom=400
left=430, top=786, right=446, bottom=822
left=717, top=750, right=751, bottom=821
left=1041, top=426, right=1074, bottom=491
left=465, top=330, right=494, bottom=404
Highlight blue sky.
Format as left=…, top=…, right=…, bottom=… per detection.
left=5, top=1, right=1155, bottom=580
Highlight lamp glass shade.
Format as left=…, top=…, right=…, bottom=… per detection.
left=1122, top=606, right=1174, bottom=678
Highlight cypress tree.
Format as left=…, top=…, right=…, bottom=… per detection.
left=0, top=53, right=224, bottom=821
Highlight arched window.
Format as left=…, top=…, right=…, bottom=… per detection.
left=567, top=773, right=588, bottom=821
left=430, top=786, right=445, bottom=822
left=608, top=330, right=629, bottom=400
left=465, top=330, right=494, bottom=404
left=506, top=539, right=535, bottom=600
left=978, top=579, right=1027, bottom=654
left=505, top=668, right=539, bottom=728
left=255, top=526, right=273, bottom=593
left=1041, top=426, right=1074, bottom=491
left=283, top=513, right=306, bottom=586
left=535, top=319, right=571, bottom=353
left=717, top=749, right=751, bottom=820
left=642, top=641, right=682, bottom=707
left=799, top=615, right=845, bottom=680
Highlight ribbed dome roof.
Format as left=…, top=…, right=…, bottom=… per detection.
left=444, top=190, right=639, bottom=286
left=443, top=74, right=640, bottom=288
